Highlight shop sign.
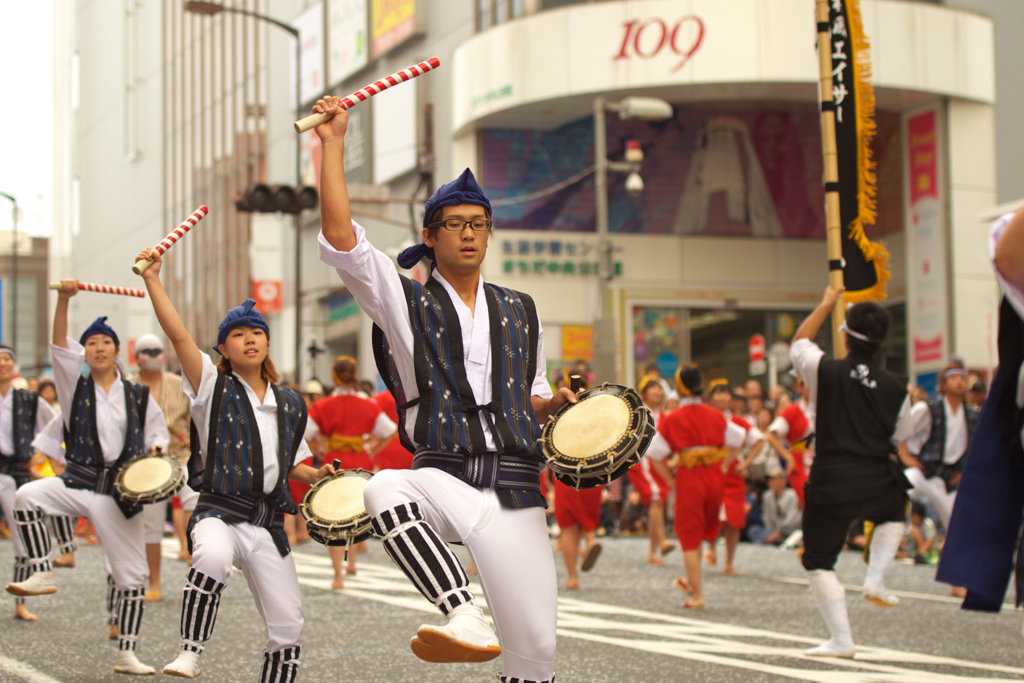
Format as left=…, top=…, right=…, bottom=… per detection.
left=328, top=0, right=368, bottom=88
left=748, top=334, right=766, bottom=362
left=249, top=216, right=284, bottom=314
left=499, top=238, right=622, bottom=277
left=371, top=0, right=416, bottom=57
left=905, top=107, right=947, bottom=369
left=562, top=325, right=594, bottom=362
left=615, top=15, right=704, bottom=73
left=328, top=292, right=360, bottom=322
left=291, top=3, right=325, bottom=107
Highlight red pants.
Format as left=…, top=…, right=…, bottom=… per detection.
left=674, top=465, right=724, bottom=551
left=789, top=456, right=808, bottom=507
left=554, top=481, right=603, bottom=531
left=721, top=466, right=747, bottom=529
left=627, top=458, right=669, bottom=508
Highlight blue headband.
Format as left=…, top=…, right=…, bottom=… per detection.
left=398, top=168, right=492, bottom=270
left=215, top=299, right=269, bottom=354
left=79, top=317, right=120, bottom=348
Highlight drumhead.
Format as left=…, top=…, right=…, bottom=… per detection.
left=310, top=475, right=368, bottom=523
left=551, top=393, right=630, bottom=461
left=122, top=457, right=174, bottom=494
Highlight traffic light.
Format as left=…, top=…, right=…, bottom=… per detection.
left=235, top=184, right=318, bottom=214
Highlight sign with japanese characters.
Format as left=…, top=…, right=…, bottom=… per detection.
left=499, top=237, right=622, bottom=277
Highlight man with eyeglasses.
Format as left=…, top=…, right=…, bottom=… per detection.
left=312, top=95, right=576, bottom=683
left=128, top=334, right=193, bottom=601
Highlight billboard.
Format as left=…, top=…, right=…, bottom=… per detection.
left=292, top=3, right=325, bottom=107
left=482, top=104, right=903, bottom=238
left=328, top=0, right=368, bottom=87
left=371, top=0, right=416, bottom=57
left=249, top=216, right=285, bottom=314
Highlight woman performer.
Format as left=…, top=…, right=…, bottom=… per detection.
left=0, top=346, right=58, bottom=621
left=137, top=250, right=334, bottom=682
left=553, top=479, right=603, bottom=589
left=306, top=354, right=397, bottom=587
left=793, top=287, right=914, bottom=658
left=765, top=378, right=814, bottom=506
left=371, top=388, right=414, bottom=471
left=645, top=365, right=746, bottom=610
left=315, top=95, right=575, bottom=683
left=6, top=282, right=169, bottom=675
left=705, top=381, right=763, bottom=575
left=626, top=376, right=675, bottom=565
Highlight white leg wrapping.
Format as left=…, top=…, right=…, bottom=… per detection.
left=863, top=522, right=903, bottom=607
left=805, top=569, right=855, bottom=658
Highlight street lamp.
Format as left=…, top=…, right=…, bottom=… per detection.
left=184, top=1, right=305, bottom=382
left=592, top=96, right=673, bottom=384
left=0, top=192, right=17, bottom=357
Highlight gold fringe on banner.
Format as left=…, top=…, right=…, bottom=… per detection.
left=844, top=0, right=890, bottom=303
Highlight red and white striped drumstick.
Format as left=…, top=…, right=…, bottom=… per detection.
left=294, top=57, right=441, bottom=134
left=132, top=205, right=209, bottom=275
left=48, top=282, right=146, bottom=298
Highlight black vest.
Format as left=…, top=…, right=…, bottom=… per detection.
left=809, top=354, right=908, bottom=505
left=0, top=389, right=40, bottom=486
left=60, top=377, right=149, bottom=518
left=373, top=275, right=545, bottom=509
left=917, top=398, right=981, bottom=485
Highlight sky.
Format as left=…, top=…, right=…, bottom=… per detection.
left=0, top=1, right=54, bottom=237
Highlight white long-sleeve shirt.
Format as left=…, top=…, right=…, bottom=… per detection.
left=51, top=338, right=168, bottom=465
left=904, top=397, right=968, bottom=464
left=318, top=221, right=553, bottom=451
left=0, top=387, right=55, bottom=456
left=184, top=352, right=313, bottom=496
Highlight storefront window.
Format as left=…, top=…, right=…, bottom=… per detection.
left=632, top=306, right=688, bottom=385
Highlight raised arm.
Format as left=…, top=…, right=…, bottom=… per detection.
left=51, top=279, right=79, bottom=348
left=793, top=285, right=845, bottom=343
left=136, top=247, right=203, bottom=393
left=995, top=205, right=1024, bottom=293
left=313, top=97, right=355, bottom=252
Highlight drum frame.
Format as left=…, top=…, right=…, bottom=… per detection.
left=539, top=383, right=655, bottom=490
left=301, top=468, right=374, bottom=553
left=113, top=452, right=186, bottom=505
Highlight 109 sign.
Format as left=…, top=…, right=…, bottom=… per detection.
left=615, top=16, right=705, bottom=73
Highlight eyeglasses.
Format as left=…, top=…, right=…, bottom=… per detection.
left=137, top=348, right=163, bottom=358
left=427, top=218, right=493, bottom=232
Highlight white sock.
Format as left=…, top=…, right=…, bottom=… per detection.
left=863, top=522, right=903, bottom=605
left=805, top=569, right=855, bottom=657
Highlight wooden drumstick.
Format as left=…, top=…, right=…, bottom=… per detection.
left=333, top=459, right=341, bottom=471
left=570, top=375, right=581, bottom=394
left=49, top=282, right=146, bottom=298
left=294, top=57, right=441, bottom=134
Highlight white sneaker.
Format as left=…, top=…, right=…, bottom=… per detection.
left=411, top=603, right=502, bottom=663
left=863, top=579, right=899, bottom=607
left=804, top=640, right=856, bottom=658
left=113, top=651, right=156, bottom=675
left=163, top=650, right=202, bottom=678
left=6, top=570, right=57, bottom=597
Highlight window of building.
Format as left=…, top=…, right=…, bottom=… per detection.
left=477, top=0, right=526, bottom=31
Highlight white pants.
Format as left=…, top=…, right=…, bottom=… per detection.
left=905, top=467, right=957, bottom=530
left=0, top=473, right=26, bottom=557
left=190, top=517, right=304, bottom=653
left=143, top=500, right=168, bottom=545
left=365, top=468, right=558, bottom=682
left=15, top=477, right=147, bottom=590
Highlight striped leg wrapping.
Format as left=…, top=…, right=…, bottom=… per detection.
left=107, top=574, right=119, bottom=626
left=116, top=586, right=146, bottom=651
left=179, top=568, right=226, bottom=654
left=12, top=557, right=30, bottom=605
left=371, top=503, right=473, bottom=616
left=258, top=646, right=301, bottom=683
left=50, top=516, right=77, bottom=555
left=498, top=676, right=555, bottom=683
left=13, top=509, right=52, bottom=572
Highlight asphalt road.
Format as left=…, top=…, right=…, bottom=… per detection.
left=1, top=533, right=1022, bottom=682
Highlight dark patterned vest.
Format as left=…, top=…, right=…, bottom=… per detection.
left=187, top=371, right=307, bottom=557
left=60, top=377, right=149, bottom=518
left=0, top=389, right=40, bottom=487
left=373, top=275, right=545, bottom=509
left=918, top=397, right=981, bottom=487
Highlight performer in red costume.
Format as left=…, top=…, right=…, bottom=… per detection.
left=765, top=379, right=814, bottom=507
left=626, top=376, right=675, bottom=565
left=306, top=355, right=397, bottom=586
left=645, top=365, right=746, bottom=609
left=371, top=389, right=414, bottom=471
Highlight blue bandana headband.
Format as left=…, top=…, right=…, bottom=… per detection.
left=397, top=168, right=491, bottom=270
left=215, top=299, right=270, bottom=354
left=80, top=316, right=120, bottom=348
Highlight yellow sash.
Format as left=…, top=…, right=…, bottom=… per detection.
left=677, top=447, right=729, bottom=470
left=327, top=434, right=366, bottom=452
